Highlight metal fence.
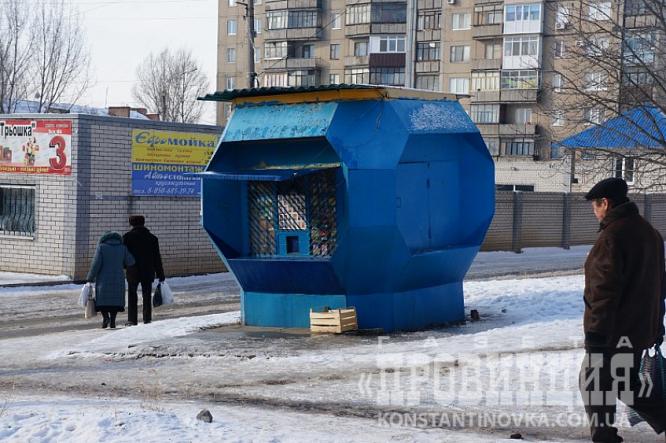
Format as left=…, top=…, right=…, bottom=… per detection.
left=481, top=191, right=666, bottom=252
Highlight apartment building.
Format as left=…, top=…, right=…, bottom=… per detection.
left=217, top=0, right=658, bottom=192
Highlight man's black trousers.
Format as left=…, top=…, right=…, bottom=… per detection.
left=127, top=279, right=153, bottom=324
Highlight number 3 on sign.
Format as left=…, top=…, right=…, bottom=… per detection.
left=49, top=136, right=67, bottom=170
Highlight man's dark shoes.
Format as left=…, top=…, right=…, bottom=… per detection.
left=102, top=318, right=109, bottom=329
left=110, top=320, right=116, bottom=329
left=125, top=321, right=137, bottom=327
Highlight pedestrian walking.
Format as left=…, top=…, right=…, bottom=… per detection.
left=579, top=177, right=666, bottom=442
left=86, top=231, right=136, bottom=329
left=123, top=215, right=165, bottom=325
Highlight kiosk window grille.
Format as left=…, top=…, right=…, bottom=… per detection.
left=277, top=181, right=307, bottom=230
left=249, top=182, right=276, bottom=256
left=309, top=170, right=337, bottom=256
left=0, top=186, right=35, bottom=237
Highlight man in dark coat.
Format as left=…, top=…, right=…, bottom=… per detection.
left=123, top=215, right=165, bottom=325
left=579, top=177, right=666, bottom=442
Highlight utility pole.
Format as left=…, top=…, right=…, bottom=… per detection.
left=239, top=0, right=257, bottom=88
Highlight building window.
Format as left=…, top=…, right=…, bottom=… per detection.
left=416, top=42, right=440, bottom=61
left=254, top=19, right=262, bottom=34
left=552, top=73, right=563, bottom=92
left=514, top=107, right=533, bottom=124
left=265, top=72, right=288, bottom=87
left=268, top=11, right=287, bottom=29
left=503, top=35, right=539, bottom=57
left=329, top=73, right=341, bottom=84
left=332, top=13, right=342, bottom=29
left=288, top=10, right=318, bottom=28
left=553, top=110, right=565, bottom=126
left=0, top=186, right=35, bottom=237
left=587, top=37, right=609, bottom=56
left=588, top=1, right=612, bottom=20
left=500, top=70, right=538, bottom=89
left=417, top=10, right=441, bottom=30
left=451, top=12, right=471, bottom=30
left=372, top=3, right=407, bottom=23
left=225, top=76, right=235, bottom=90
left=556, top=5, right=570, bottom=29
left=346, top=4, right=371, bottom=25
left=226, top=47, right=236, bottom=63
left=554, top=40, right=566, bottom=58
left=584, top=107, right=605, bottom=124
left=330, top=44, right=340, bottom=59
left=354, top=40, right=368, bottom=56
left=625, top=31, right=656, bottom=65
left=299, top=44, right=314, bottom=58
left=486, top=139, right=500, bottom=156
left=449, top=45, right=470, bottom=62
left=584, top=72, right=608, bottom=91
left=484, top=41, right=502, bottom=59
left=614, top=157, right=635, bottom=183
left=227, top=19, right=237, bottom=35
left=625, top=0, right=648, bottom=16
left=502, top=138, right=535, bottom=156
left=505, top=3, right=541, bottom=22
left=496, top=184, right=535, bottom=191
left=265, top=41, right=288, bottom=59
left=623, top=69, right=653, bottom=86
left=416, top=75, right=439, bottom=91
left=288, top=70, right=317, bottom=86
left=470, top=104, right=500, bottom=123
left=449, top=77, right=470, bottom=94
left=228, top=0, right=235, bottom=6
left=345, top=67, right=370, bottom=84
left=370, top=67, right=405, bottom=86
left=379, top=35, right=406, bottom=52
left=472, top=71, right=500, bottom=91
left=474, top=4, right=503, bottom=25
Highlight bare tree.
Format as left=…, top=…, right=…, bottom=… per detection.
left=0, top=0, right=91, bottom=113
left=0, top=0, right=33, bottom=113
left=544, top=0, right=666, bottom=190
left=132, top=48, right=210, bottom=123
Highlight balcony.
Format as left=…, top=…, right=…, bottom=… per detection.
left=471, top=90, right=500, bottom=102
left=472, top=24, right=503, bottom=39
left=417, top=29, right=441, bottom=42
left=371, top=23, right=406, bottom=34
left=500, top=89, right=538, bottom=102
left=415, top=60, right=440, bottom=73
left=345, top=23, right=371, bottom=37
left=265, top=0, right=321, bottom=9
left=262, top=57, right=319, bottom=70
left=344, top=55, right=369, bottom=66
left=471, top=58, right=501, bottom=70
left=417, top=0, right=442, bottom=8
left=264, top=27, right=322, bottom=41
left=477, top=123, right=538, bottom=137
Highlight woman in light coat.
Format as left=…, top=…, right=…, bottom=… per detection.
left=86, top=232, right=135, bottom=328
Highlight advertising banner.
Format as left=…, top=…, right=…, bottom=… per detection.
left=131, top=129, right=218, bottom=197
left=0, top=120, right=72, bottom=175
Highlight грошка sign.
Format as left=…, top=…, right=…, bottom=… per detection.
left=0, top=120, right=72, bottom=175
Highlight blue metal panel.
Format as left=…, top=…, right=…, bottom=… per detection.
left=276, top=230, right=310, bottom=256
left=223, top=103, right=338, bottom=142
left=428, top=161, right=461, bottom=247
left=395, top=163, right=429, bottom=251
left=197, top=168, right=336, bottom=182
left=242, top=291, right=347, bottom=328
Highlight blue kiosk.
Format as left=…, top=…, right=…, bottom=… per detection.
left=199, top=85, right=494, bottom=332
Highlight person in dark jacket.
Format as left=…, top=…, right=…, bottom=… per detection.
left=579, top=177, right=666, bottom=443
left=86, top=232, right=135, bottom=329
left=123, top=215, right=165, bottom=325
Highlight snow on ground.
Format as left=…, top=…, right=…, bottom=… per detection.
left=0, top=271, right=69, bottom=286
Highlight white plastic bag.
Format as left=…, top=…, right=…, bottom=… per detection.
left=78, top=283, right=92, bottom=307
left=84, top=295, right=96, bottom=319
left=161, top=281, right=174, bottom=305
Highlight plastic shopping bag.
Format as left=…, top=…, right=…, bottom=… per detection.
left=78, top=283, right=92, bottom=307
left=153, top=283, right=163, bottom=308
left=627, top=345, right=666, bottom=430
left=161, top=282, right=174, bottom=305
left=84, top=295, right=96, bottom=319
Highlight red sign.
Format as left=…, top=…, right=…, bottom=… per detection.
left=0, top=120, right=72, bottom=175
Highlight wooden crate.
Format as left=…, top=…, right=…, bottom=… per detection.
left=310, top=307, right=358, bottom=334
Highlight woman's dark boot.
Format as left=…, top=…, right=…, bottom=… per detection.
left=110, top=312, right=117, bottom=329
left=101, top=312, right=109, bottom=329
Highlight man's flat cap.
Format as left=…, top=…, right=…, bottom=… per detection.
left=129, top=215, right=145, bottom=226
left=584, top=177, right=628, bottom=202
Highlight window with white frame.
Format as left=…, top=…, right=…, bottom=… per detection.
left=552, top=73, right=563, bottom=91
left=556, top=5, right=570, bottom=29
left=330, top=44, right=340, bottom=59
left=416, top=74, right=440, bottom=91
left=515, top=107, right=533, bottom=124
left=354, top=40, right=368, bottom=56
left=288, top=10, right=318, bottom=28
left=228, top=0, right=236, bottom=6
left=451, top=12, right=471, bottom=30
left=227, top=19, right=237, bottom=35
left=379, top=35, right=406, bottom=52
left=329, top=73, right=341, bottom=84
left=584, top=71, right=608, bottom=91
left=554, top=40, right=566, bottom=58
left=268, top=10, right=287, bottom=29
left=225, top=76, right=235, bottom=90
left=504, top=35, right=539, bottom=57
left=418, top=10, right=441, bottom=29
left=502, top=138, right=534, bottom=156
left=553, top=110, right=564, bottom=126
left=345, top=67, right=369, bottom=83
left=332, top=13, right=342, bottom=29
left=0, top=186, right=35, bottom=237
left=500, top=70, right=538, bottom=89
left=416, top=42, right=440, bottom=61
left=472, top=71, right=500, bottom=91
left=450, top=45, right=470, bottom=62
left=346, top=4, right=371, bottom=25
left=625, top=31, right=656, bottom=65
left=449, top=77, right=470, bottom=94
left=614, top=157, right=635, bottom=183
left=288, top=70, right=317, bottom=87
left=584, top=107, right=604, bottom=124
left=484, top=41, right=502, bottom=59
left=505, top=4, right=541, bottom=22
left=300, top=44, right=314, bottom=58
left=254, top=19, right=262, bottom=34
left=264, top=72, right=288, bottom=87
left=470, top=104, right=500, bottom=123
left=226, top=47, right=236, bottom=63
left=588, top=1, right=612, bottom=20
left=474, top=4, right=502, bottom=25
left=265, top=41, right=288, bottom=59
left=587, top=37, right=609, bottom=56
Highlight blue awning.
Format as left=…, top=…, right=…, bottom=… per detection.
left=196, top=167, right=337, bottom=182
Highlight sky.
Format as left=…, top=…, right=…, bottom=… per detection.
left=72, top=0, right=219, bottom=125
